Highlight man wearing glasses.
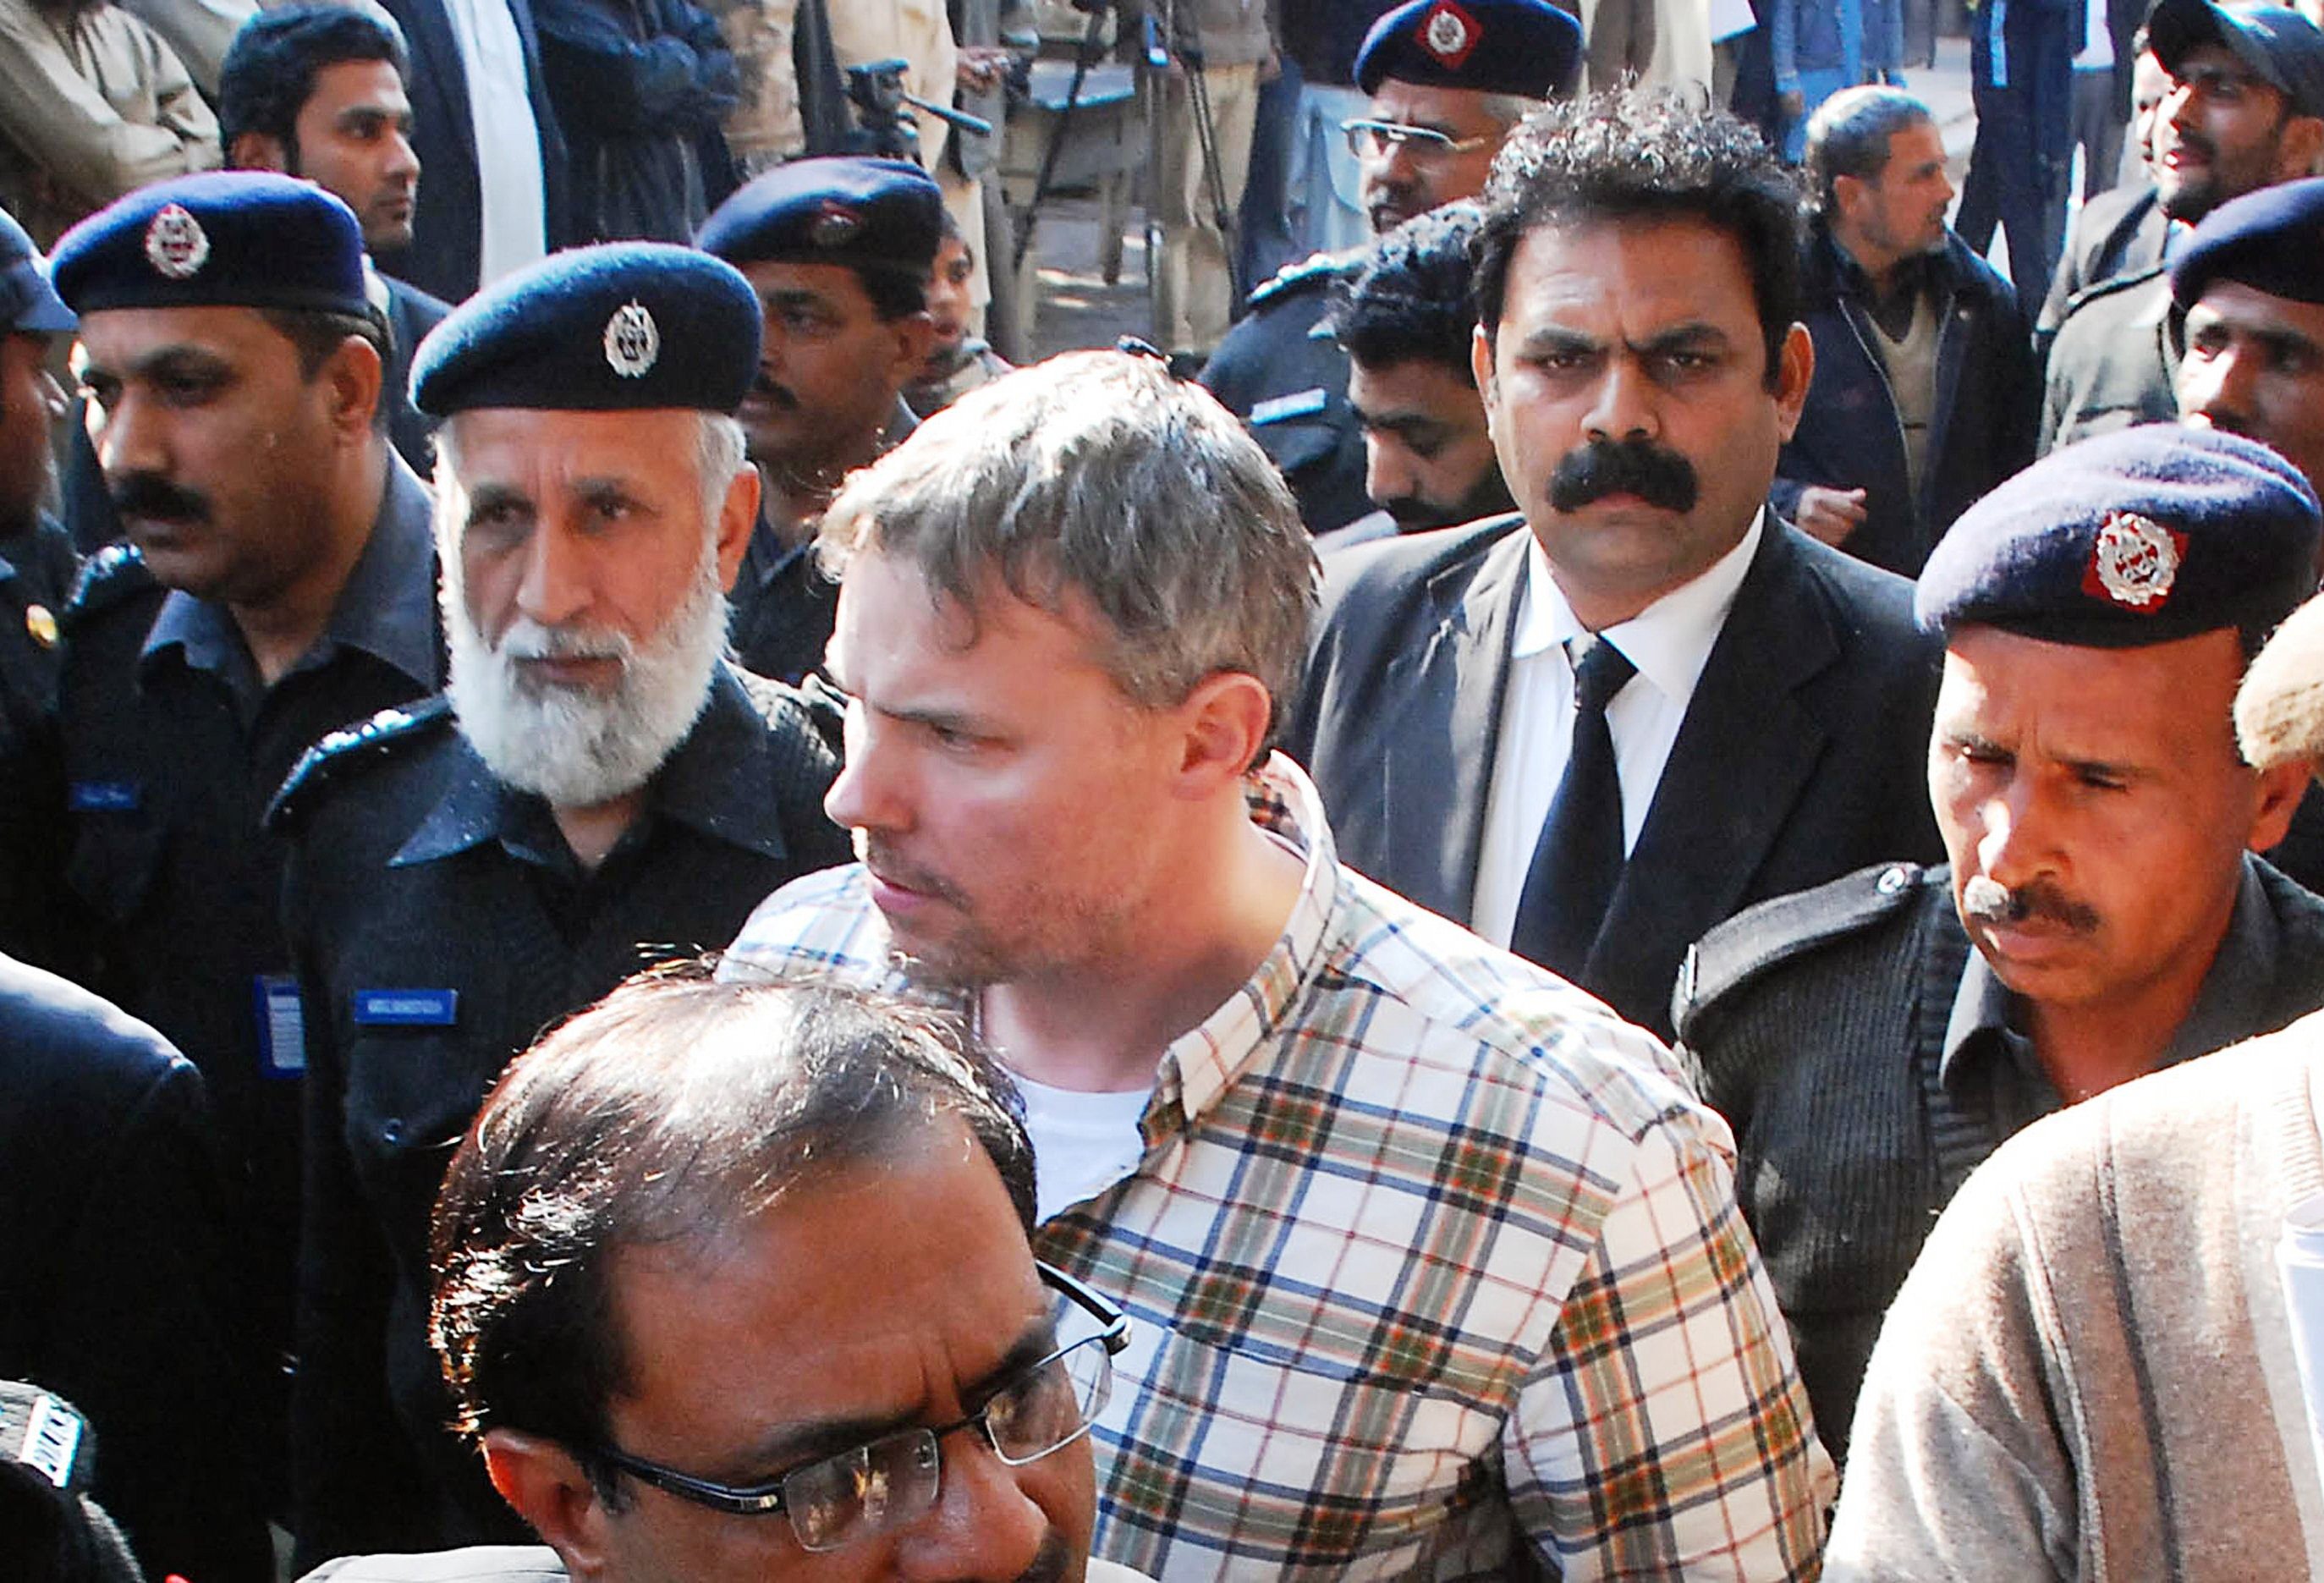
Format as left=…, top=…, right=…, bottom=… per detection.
left=1199, top=0, right=1578, bottom=538
left=302, top=970, right=1152, bottom=1582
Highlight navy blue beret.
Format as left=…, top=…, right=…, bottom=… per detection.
left=2150, top=0, right=2324, bottom=119
left=696, top=156, right=943, bottom=277
left=1916, top=425, right=2322, bottom=647
left=51, top=171, right=369, bottom=319
left=409, top=242, right=761, bottom=417
left=0, top=206, right=71, bottom=335
left=2172, top=176, right=2324, bottom=309
left=1354, top=0, right=1581, bottom=98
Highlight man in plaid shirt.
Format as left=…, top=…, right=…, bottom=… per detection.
left=720, top=349, right=1831, bottom=1578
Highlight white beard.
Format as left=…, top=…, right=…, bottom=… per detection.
left=445, top=546, right=730, bottom=809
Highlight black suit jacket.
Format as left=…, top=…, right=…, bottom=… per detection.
left=376, top=0, right=572, bottom=303
left=1286, top=513, right=1945, bottom=1037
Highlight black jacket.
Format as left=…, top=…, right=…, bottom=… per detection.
left=277, top=668, right=849, bottom=1564
left=2036, top=182, right=2168, bottom=342
left=534, top=0, right=739, bottom=243
left=1286, top=513, right=1944, bottom=1037
left=0, top=956, right=272, bottom=1582
left=1675, top=856, right=2324, bottom=1460
left=375, top=0, right=574, bottom=302
left=1774, top=224, right=2036, bottom=575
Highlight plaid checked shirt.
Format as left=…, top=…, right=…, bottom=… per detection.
left=721, top=756, right=1832, bottom=1579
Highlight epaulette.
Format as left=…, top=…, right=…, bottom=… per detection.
left=266, top=695, right=455, bottom=833
left=1247, top=249, right=1358, bottom=308
left=61, top=543, right=154, bottom=626
left=2054, top=261, right=2168, bottom=327
left=1673, top=860, right=1934, bottom=1039
left=733, top=665, right=845, bottom=756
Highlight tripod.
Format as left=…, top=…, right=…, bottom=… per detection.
left=1146, top=0, right=1243, bottom=349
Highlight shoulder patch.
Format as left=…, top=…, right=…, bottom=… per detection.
left=1673, top=861, right=1934, bottom=1040
left=1248, top=249, right=1357, bottom=307
left=266, top=695, right=455, bottom=833
left=63, top=542, right=154, bottom=625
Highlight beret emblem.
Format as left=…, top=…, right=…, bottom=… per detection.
left=602, top=300, right=659, bottom=378
left=2084, top=509, right=2185, bottom=611
left=1420, top=1, right=1480, bottom=66
left=810, top=201, right=863, bottom=247
left=143, top=204, right=208, bottom=280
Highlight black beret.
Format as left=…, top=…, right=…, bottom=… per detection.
left=695, top=156, right=943, bottom=277
left=1916, top=424, right=2322, bottom=647
left=1354, top=0, right=1582, bottom=98
left=0, top=206, right=71, bottom=335
left=2171, top=176, right=2324, bottom=309
left=51, top=171, right=370, bottom=319
left=2149, top=0, right=2324, bottom=119
left=409, top=241, right=761, bottom=418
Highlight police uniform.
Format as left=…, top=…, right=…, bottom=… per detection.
left=1195, top=0, right=1580, bottom=538
left=42, top=176, right=442, bottom=1396
left=274, top=243, right=853, bottom=1563
left=1674, top=425, right=2324, bottom=1461
left=696, top=157, right=941, bottom=683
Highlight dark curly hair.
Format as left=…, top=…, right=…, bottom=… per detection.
left=1472, top=90, right=1805, bottom=388
left=428, top=965, right=1036, bottom=1508
left=1330, top=201, right=1486, bottom=382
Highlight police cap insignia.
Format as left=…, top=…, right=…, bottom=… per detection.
left=810, top=201, right=864, bottom=248
left=1421, top=0, right=1480, bottom=65
left=602, top=300, right=659, bottom=378
left=24, top=602, right=54, bottom=648
left=2084, top=510, right=2184, bottom=610
left=142, top=203, right=208, bottom=279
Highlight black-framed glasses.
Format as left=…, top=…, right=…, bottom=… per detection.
left=593, top=1261, right=1130, bottom=1553
left=1341, top=118, right=1493, bottom=162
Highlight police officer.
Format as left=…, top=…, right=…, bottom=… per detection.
left=272, top=241, right=851, bottom=1563
left=47, top=172, right=441, bottom=1410
left=696, top=156, right=938, bottom=683
left=1675, top=424, right=2324, bottom=1462
left=0, top=207, right=79, bottom=969
left=1197, top=0, right=1578, bottom=536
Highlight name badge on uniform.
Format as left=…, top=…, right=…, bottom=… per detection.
left=352, top=988, right=459, bottom=1027
left=68, top=780, right=140, bottom=812
left=1250, top=388, right=1328, bottom=426
left=254, top=975, right=306, bottom=1078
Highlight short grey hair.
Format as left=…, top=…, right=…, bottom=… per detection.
left=1479, top=92, right=1545, bottom=129
left=2238, top=590, right=2324, bottom=771
left=431, top=409, right=750, bottom=552
left=818, top=350, right=1319, bottom=748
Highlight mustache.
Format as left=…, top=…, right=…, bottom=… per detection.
left=857, top=832, right=972, bottom=908
left=1546, top=438, right=1699, bottom=513
left=749, top=373, right=799, bottom=411
left=110, top=473, right=210, bottom=524
left=1959, top=874, right=2101, bottom=933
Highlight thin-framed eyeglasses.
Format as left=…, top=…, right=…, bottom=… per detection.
left=591, top=1261, right=1130, bottom=1553
left=1341, top=118, right=1494, bottom=162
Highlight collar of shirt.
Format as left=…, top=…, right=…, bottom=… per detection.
left=393, top=663, right=795, bottom=868
left=1942, top=854, right=2278, bottom=1093
left=140, top=459, right=441, bottom=693
left=1511, top=508, right=1764, bottom=702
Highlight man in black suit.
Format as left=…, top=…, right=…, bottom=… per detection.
left=1288, top=91, right=1942, bottom=1037
left=373, top=0, right=570, bottom=302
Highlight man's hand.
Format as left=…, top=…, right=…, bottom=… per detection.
left=1793, top=486, right=1869, bottom=546
left=1780, top=89, right=1805, bottom=118
left=958, top=47, right=1013, bottom=91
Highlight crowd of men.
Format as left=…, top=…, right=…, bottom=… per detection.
left=19, top=0, right=2324, bottom=1580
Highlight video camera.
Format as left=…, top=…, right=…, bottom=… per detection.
left=843, top=58, right=996, bottom=163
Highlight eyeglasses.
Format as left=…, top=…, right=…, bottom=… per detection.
left=592, top=1261, right=1130, bottom=1553
left=1341, top=118, right=1495, bottom=162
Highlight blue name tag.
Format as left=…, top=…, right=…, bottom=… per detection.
left=1249, top=388, right=1328, bottom=426
left=352, top=988, right=459, bottom=1026
left=254, top=976, right=306, bottom=1078
left=68, top=780, right=140, bottom=811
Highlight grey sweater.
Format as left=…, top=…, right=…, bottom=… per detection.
left=1827, top=1015, right=2324, bottom=1580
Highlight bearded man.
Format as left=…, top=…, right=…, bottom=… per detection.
left=270, top=240, right=850, bottom=1566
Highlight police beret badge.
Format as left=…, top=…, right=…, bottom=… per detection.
left=810, top=201, right=864, bottom=248
left=2084, top=509, right=2184, bottom=611
left=1420, top=0, right=1481, bottom=67
left=142, top=202, right=208, bottom=280
left=602, top=300, right=659, bottom=378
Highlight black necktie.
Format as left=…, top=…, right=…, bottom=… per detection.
left=1508, top=637, right=1637, bottom=981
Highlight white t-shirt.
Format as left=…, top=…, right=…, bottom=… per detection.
left=1012, top=1071, right=1151, bottom=1223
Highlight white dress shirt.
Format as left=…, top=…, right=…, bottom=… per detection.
left=443, top=0, right=547, bottom=289
left=1469, top=514, right=1765, bottom=948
